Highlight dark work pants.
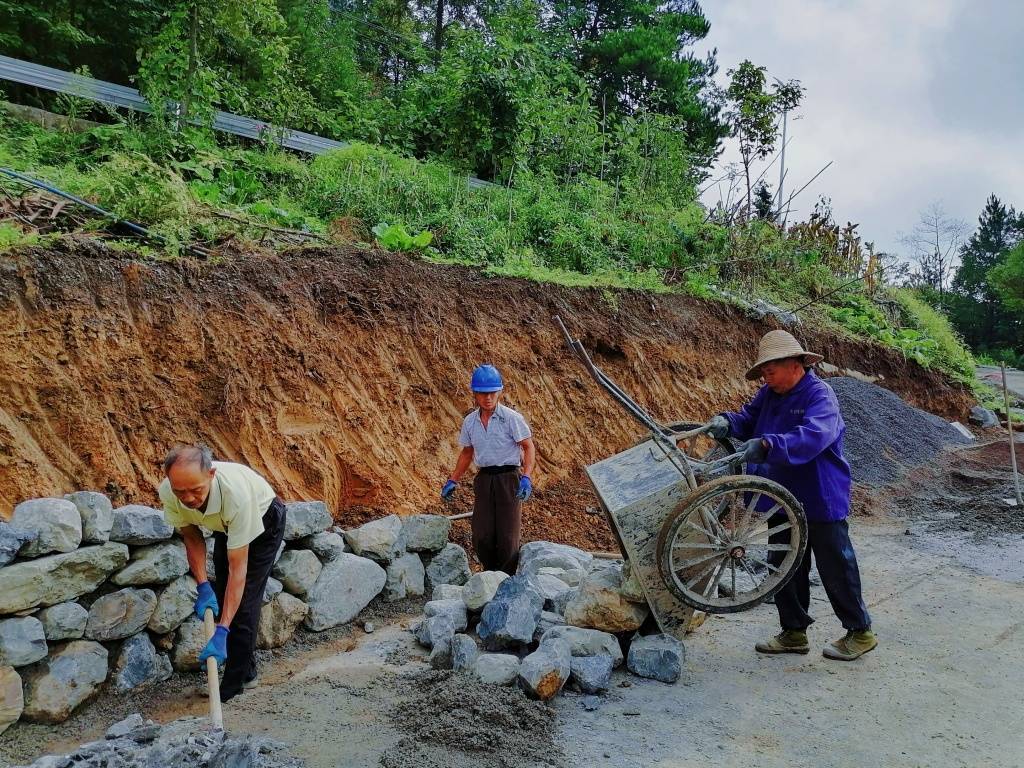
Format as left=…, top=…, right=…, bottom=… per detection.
left=769, top=515, right=871, bottom=632
left=472, top=468, right=522, bottom=575
left=213, top=497, right=285, bottom=701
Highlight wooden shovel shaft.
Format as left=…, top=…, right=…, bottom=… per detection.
left=1003, top=364, right=1023, bottom=505
left=203, top=608, right=224, bottom=730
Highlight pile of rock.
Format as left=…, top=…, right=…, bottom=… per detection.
left=12, top=712, right=304, bottom=768
left=412, top=541, right=685, bottom=701
left=0, top=495, right=463, bottom=732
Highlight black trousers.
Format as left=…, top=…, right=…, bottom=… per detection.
left=769, top=516, right=871, bottom=632
left=472, top=467, right=522, bottom=575
left=213, top=497, right=285, bottom=700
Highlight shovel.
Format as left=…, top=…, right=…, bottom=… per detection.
left=203, top=607, right=224, bottom=729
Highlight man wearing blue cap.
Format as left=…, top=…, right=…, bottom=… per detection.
left=441, top=364, right=536, bottom=574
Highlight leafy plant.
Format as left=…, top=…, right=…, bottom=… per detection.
left=372, top=223, right=433, bottom=251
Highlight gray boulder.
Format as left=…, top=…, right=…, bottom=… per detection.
left=171, top=617, right=207, bottom=671
left=109, top=505, right=173, bottom=545
left=969, top=406, right=999, bottom=428
left=64, top=491, right=114, bottom=544
left=344, top=515, right=404, bottom=562
left=257, top=593, right=309, bottom=649
left=564, top=561, right=649, bottom=632
left=433, top=583, right=464, bottom=601
left=283, top=501, right=333, bottom=540
left=540, top=625, right=623, bottom=667
left=414, top=614, right=455, bottom=650
left=36, top=602, right=88, bottom=641
left=400, top=515, right=451, bottom=553
left=85, top=588, right=157, bottom=641
left=533, top=573, right=572, bottom=610
left=105, top=712, right=144, bottom=739
left=22, top=640, right=108, bottom=723
left=619, top=560, right=647, bottom=603
left=536, top=565, right=583, bottom=587
left=626, top=633, right=685, bottom=683
left=0, top=665, right=22, bottom=736
left=428, top=633, right=454, bottom=670
left=303, top=553, right=386, bottom=631
left=205, top=536, right=216, bottom=581
left=263, top=577, right=283, bottom=604
left=477, top=575, right=544, bottom=650
left=11, top=498, right=82, bottom=556
left=272, top=549, right=322, bottom=597
left=0, top=542, right=129, bottom=614
left=569, top=655, right=614, bottom=694
left=423, top=599, right=468, bottom=632
left=550, top=587, right=577, bottom=616
left=148, top=575, right=197, bottom=635
left=462, top=570, right=509, bottom=611
left=0, top=521, right=38, bottom=566
left=518, top=637, right=571, bottom=701
left=113, top=633, right=172, bottom=692
left=517, top=541, right=592, bottom=582
left=451, top=634, right=480, bottom=671
left=425, top=543, right=471, bottom=589
left=533, top=611, right=566, bottom=642
left=297, top=531, right=347, bottom=561
left=112, top=541, right=189, bottom=586
left=385, top=552, right=425, bottom=601
left=472, top=653, right=520, bottom=686
left=0, top=617, right=48, bottom=667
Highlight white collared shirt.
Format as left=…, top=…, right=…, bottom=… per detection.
left=458, top=403, right=532, bottom=467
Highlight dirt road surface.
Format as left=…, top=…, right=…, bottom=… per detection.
left=7, top=512, right=1022, bottom=768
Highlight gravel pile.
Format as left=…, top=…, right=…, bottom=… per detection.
left=829, top=377, right=971, bottom=485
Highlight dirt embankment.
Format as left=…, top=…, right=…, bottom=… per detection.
left=0, top=239, right=973, bottom=541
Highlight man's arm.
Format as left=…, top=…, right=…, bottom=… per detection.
left=179, top=525, right=209, bottom=582
left=723, top=387, right=767, bottom=441
left=218, top=544, right=249, bottom=629
left=449, top=446, right=475, bottom=482
left=519, top=437, right=536, bottom=477
left=761, top=392, right=842, bottom=466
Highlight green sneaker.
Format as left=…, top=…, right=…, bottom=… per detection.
left=755, top=629, right=809, bottom=655
left=823, top=630, right=877, bottom=661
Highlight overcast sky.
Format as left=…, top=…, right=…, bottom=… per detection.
left=697, top=0, right=1024, bottom=257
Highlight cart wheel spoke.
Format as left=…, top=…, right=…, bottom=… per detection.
left=744, top=520, right=792, bottom=541
left=685, top=518, right=720, bottom=541
left=764, top=544, right=793, bottom=552
left=702, top=557, right=729, bottom=598
left=684, top=557, right=724, bottom=591
left=675, top=549, right=728, bottom=570
left=673, top=541, right=723, bottom=551
left=744, top=555, right=782, bottom=575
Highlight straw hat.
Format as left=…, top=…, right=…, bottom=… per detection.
left=745, top=330, right=824, bottom=380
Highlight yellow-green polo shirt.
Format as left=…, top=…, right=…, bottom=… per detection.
left=158, top=461, right=276, bottom=549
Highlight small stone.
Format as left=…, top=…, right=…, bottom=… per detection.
left=626, top=633, right=685, bottom=683
left=385, top=552, right=426, bottom=601
left=583, top=696, right=601, bottom=711
left=272, top=549, right=322, bottom=597
left=85, top=588, right=157, bottom=641
left=64, top=492, right=114, bottom=544
left=451, top=634, right=480, bottom=671
left=569, top=655, right=614, bottom=694
left=109, top=505, right=173, bottom=545
left=105, top=713, right=144, bottom=739
left=414, top=614, right=455, bottom=650
left=477, top=575, right=544, bottom=650
left=263, top=577, right=283, bottom=604
left=432, top=583, right=464, bottom=601
left=424, top=598, right=468, bottom=632
left=257, top=593, right=309, bottom=649
left=343, top=515, right=404, bottom=563
left=297, top=531, right=347, bottom=561
left=148, top=575, right=197, bottom=635
left=564, top=561, right=649, bottom=632
left=363, top=622, right=375, bottom=634
left=0, top=617, right=48, bottom=666
left=518, top=637, right=571, bottom=701
left=400, top=515, right=451, bottom=553
left=22, top=640, right=108, bottom=723
left=283, top=501, right=333, bottom=540
left=462, top=570, right=510, bottom=612
left=303, top=553, right=386, bottom=631
left=0, top=521, right=38, bottom=566
left=0, top=666, right=23, bottom=735
left=112, top=633, right=172, bottom=691
left=424, top=543, right=471, bottom=589
left=540, top=625, right=624, bottom=667
left=36, top=602, right=88, bottom=641
left=11, top=498, right=82, bottom=556
left=472, top=653, right=520, bottom=686
left=111, top=541, right=189, bottom=586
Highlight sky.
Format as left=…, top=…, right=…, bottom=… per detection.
left=696, top=0, right=1024, bottom=257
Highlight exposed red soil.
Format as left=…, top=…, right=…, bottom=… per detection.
left=0, top=238, right=974, bottom=552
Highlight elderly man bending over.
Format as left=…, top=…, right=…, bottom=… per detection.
left=158, top=444, right=285, bottom=700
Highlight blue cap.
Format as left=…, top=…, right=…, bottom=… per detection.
left=470, top=364, right=504, bottom=393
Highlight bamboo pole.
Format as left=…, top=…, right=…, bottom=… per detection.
left=1002, top=363, right=1022, bottom=506
left=203, top=608, right=224, bottom=730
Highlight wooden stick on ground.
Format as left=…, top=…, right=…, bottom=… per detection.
left=1003, top=363, right=1023, bottom=506
left=203, top=608, right=224, bottom=730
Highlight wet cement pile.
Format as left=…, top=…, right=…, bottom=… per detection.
left=381, top=670, right=564, bottom=768
left=829, top=376, right=971, bottom=485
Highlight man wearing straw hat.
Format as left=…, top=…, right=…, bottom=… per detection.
left=705, top=330, right=877, bottom=661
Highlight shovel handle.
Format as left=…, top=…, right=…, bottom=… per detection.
left=203, top=608, right=224, bottom=729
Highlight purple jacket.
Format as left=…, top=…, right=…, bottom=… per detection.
left=723, top=370, right=852, bottom=522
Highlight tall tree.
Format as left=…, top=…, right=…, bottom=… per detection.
left=989, top=242, right=1024, bottom=313
left=899, top=202, right=966, bottom=298
left=724, top=60, right=802, bottom=218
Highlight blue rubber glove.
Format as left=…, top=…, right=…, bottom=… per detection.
left=194, top=580, right=219, bottom=621
left=741, top=438, right=769, bottom=464
left=517, top=475, right=533, bottom=501
left=199, top=625, right=229, bottom=667
left=705, top=415, right=730, bottom=439
left=440, top=479, right=458, bottom=501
